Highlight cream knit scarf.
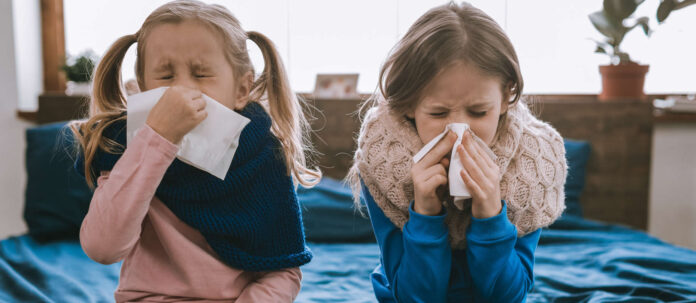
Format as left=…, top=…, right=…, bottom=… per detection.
left=352, top=100, right=567, bottom=249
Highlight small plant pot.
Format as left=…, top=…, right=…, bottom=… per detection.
left=598, top=64, right=649, bottom=101
left=65, top=81, right=92, bottom=96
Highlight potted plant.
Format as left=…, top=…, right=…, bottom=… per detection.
left=62, top=51, right=98, bottom=96
left=590, top=0, right=694, bottom=101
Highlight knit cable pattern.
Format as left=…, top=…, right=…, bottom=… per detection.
left=353, top=100, right=567, bottom=249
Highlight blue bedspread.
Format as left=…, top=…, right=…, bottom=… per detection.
left=297, top=243, right=379, bottom=303
left=0, top=236, right=120, bottom=303
left=2, top=216, right=696, bottom=302
left=530, top=216, right=696, bottom=303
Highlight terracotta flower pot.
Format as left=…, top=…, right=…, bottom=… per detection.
left=598, top=64, right=649, bottom=101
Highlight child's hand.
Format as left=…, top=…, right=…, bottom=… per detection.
left=457, top=131, right=502, bottom=219
left=146, top=86, right=208, bottom=144
left=411, top=130, right=457, bottom=216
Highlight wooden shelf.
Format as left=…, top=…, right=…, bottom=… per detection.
left=16, top=110, right=38, bottom=122
left=654, top=110, right=696, bottom=123
left=36, top=93, right=89, bottom=124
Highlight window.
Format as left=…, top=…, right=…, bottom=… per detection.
left=64, top=0, right=695, bottom=95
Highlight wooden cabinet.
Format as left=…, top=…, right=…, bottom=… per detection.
left=535, top=96, right=653, bottom=230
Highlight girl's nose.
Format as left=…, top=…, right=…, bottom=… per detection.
left=173, top=75, right=198, bottom=90
left=448, top=111, right=470, bottom=125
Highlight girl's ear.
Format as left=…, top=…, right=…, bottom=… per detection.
left=500, top=99, right=509, bottom=115
left=500, top=82, right=514, bottom=115
left=234, top=71, right=254, bottom=110
left=406, top=108, right=416, bottom=119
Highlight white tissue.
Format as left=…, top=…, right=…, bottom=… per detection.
left=126, top=87, right=250, bottom=180
left=413, top=123, right=497, bottom=208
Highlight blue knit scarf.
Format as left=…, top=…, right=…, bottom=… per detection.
left=76, top=102, right=312, bottom=271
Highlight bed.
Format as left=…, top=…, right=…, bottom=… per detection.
left=3, top=98, right=696, bottom=303
left=3, top=177, right=696, bottom=302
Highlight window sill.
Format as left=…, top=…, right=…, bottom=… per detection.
left=16, top=110, right=38, bottom=122
left=17, top=93, right=89, bottom=124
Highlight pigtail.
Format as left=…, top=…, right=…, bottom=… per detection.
left=247, top=31, right=321, bottom=188
left=69, top=33, right=138, bottom=188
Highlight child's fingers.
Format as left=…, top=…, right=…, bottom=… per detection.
left=418, top=131, right=457, bottom=168
left=414, top=163, right=446, bottom=184
left=458, top=145, right=488, bottom=187
left=423, top=174, right=448, bottom=194
left=463, top=133, right=489, bottom=171
left=440, top=157, right=450, bottom=168
left=464, top=132, right=498, bottom=180
left=194, top=109, right=208, bottom=123
left=421, top=163, right=447, bottom=182
left=460, top=168, right=484, bottom=199
left=179, top=86, right=203, bottom=100
left=193, top=97, right=206, bottom=112
left=189, top=91, right=204, bottom=101
left=416, top=163, right=448, bottom=195
left=470, top=134, right=498, bottom=171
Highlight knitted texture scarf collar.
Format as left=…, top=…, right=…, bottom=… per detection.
left=353, top=100, right=567, bottom=249
left=77, top=102, right=312, bottom=271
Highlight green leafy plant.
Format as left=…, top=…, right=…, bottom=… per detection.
left=590, top=0, right=651, bottom=64
left=61, top=51, right=98, bottom=83
left=657, top=0, right=696, bottom=22
left=590, top=0, right=695, bottom=65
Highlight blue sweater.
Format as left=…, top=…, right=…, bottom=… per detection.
left=362, top=183, right=541, bottom=303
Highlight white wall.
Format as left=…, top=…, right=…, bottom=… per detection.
left=649, top=123, right=696, bottom=250
left=60, top=0, right=696, bottom=103
left=61, top=0, right=508, bottom=95
left=0, top=0, right=33, bottom=238
left=12, top=0, right=43, bottom=111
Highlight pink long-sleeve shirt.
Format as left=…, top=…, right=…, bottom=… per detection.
left=80, top=125, right=302, bottom=303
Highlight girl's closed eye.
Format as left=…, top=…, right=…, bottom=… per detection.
left=430, top=111, right=448, bottom=117
left=191, top=63, right=214, bottom=79
left=468, top=110, right=487, bottom=117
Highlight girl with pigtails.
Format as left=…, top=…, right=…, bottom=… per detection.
left=71, top=1, right=320, bottom=302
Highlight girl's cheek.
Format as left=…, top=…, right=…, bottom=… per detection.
left=418, top=116, right=448, bottom=143
left=472, top=119, right=498, bottom=145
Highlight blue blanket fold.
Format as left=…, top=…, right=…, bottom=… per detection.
left=0, top=235, right=120, bottom=303
left=3, top=206, right=696, bottom=302
left=529, top=216, right=696, bottom=303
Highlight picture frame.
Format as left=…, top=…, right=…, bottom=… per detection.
left=314, top=73, right=359, bottom=99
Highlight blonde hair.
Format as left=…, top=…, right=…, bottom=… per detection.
left=348, top=2, right=524, bottom=207
left=70, top=0, right=320, bottom=188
